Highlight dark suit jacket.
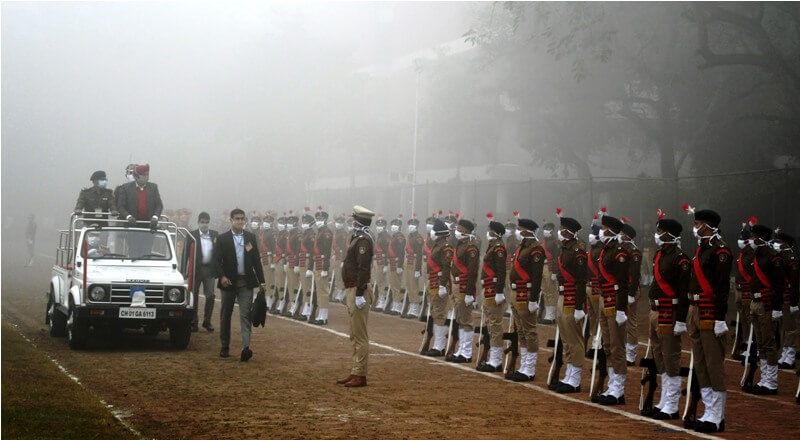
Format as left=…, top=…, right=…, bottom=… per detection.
left=182, top=229, right=219, bottom=286
left=116, top=181, right=164, bottom=220
left=215, top=229, right=265, bottom=290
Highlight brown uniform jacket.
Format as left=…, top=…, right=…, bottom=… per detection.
left=406, top=232, right=425, bottom=272
left=342, top=230, right=373, bottom=295
left=598, top=239, right=630, bottom=312
left=333, top=228, right=347, bottom=261
left=481, top=238, right=507, bottom=295
left=428, top=236, right=454, bottom=291
left=690, top=237, right=733, bottom=322
left=375, top=231, right=391, bottom=266
left=300, top=229, right=316, bottom=268
left=648, top=243, right=691, bottom=323
left=735, top=246, right=755, bottom=293
left=452, top=237, right=480, bottom=296
left=749, top=245, right=785, bottom=311
left=510, top=238, right=545, bottom=303
left=314, top=225, right=333, bottom=271
left=389, top=232, right=406, bottom=270
left=557, top=238, right=588, bottom=310
left=779, top=248, right=799, bottom=307
left=621, top=242, right=642, bottom=297
left=286, top=230, right=301, bottom=268
left=258, top=229, right=277, bottom=263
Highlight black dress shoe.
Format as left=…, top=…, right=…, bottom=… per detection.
left=220, top=348, right=230, bottom=358
left=694, top=419, right=724, bottom=433
left=191, top=324, right=199, bottom=332
left=548, top=381, right=564, bottom=391
left=450, top=355, right=471, bottom=364
left=423, top=349, right=445, bottom=357
left=626, top=360, right=635, bottom=366
left=652, top=410, right=679, bottom=420
left=202, top=322, right=214, bottom=332
left=778, top=362, right=796, bottom=369
left=640, top=407, right=657, bottom=417
left=591, top=394, right=602, bottom=403
left=310, top=319, right=328, bottom=325
left=541, top=319, right=555, bottom=325
left=509, top=371, right=534, bottom=382
left=749, top=385, right=777, bottom=395
left=240, top=347, right=253, bottom=362
left=555, top=383, right=581, bottom=394
left=295, top=315, right=308, bottom=322
left=445, top=354, right=457, bottom=362
left=683, top=417, right=697, bottom=430
left=476, top=363, right=503, bottom=372
left=598, top=394, right=625, bottom=405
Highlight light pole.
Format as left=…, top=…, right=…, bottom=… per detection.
left=410, top=62, right=422, bottom=216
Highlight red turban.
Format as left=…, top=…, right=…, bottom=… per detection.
left=134, top=164, right=150, bottom=175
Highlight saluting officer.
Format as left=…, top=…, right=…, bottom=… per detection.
left=336, top=205, right=375, bottom=388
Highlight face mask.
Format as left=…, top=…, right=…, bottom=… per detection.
left=445, top=222, right=453, bottom=229
left=601, top=229, right=616, bottom=243
left=347, top=225, right=354, bottom=232
left=278, top=224, right=285, bottom=231
left=408, top=225, right=417, bottom=233
left=749, top=240, right=758, bottom=250
left=250, top=222, right=259, bottom=229
left=98, top=179, right=108, bottom=189
left=287, top=224, right=295, bottom=231
left=558, top=230, right=571, bottom=242
left=376, top=226, right=385, bottom=233
left=655, top=232, right=664, bottom=247
left=486, top=232, right=494, bottom=241
left=543, top=230, right=552, bottom=238
left=514, top=229, right=524, bottom=241
left=504, top=230, right=512, bottom=238
left=136, top=175, right=149, bottom=185
left=588, top=234, right=598, bottom=246
left=426, top=223, right=433, bottom=232
left=316, top=220, right=324, bottom=228
left=692, top=226, right=700, bottom=239
left=335, top=222, right=343, bottom=229
left=87, top=236, right=100, bottom=247
left=771, top=242, right=782, bottom=251
left=262, top=223, right=271, bottom=230
left=430, top=230, right=437, bottom=240
left=390, top=225, right=399, bottom=233
left=737, top=239, right=747, bottom=250
left=455, top=230, right=465, bottom=240
left=126, top=173, right=135, bottom=182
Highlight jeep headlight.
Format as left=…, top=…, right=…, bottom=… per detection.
left=167, top=287, right=184, bottom=302
left=89, top=285, right=107, bottom=302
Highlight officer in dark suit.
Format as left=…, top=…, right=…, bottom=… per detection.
left=74, top=170, right=117, bottom=220
left=116, top=164, right=163, bottom=227
left=188, top=212, right=219, bottom=332
left=215, top=208, right=266, bottom=361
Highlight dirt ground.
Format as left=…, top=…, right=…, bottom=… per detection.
left=2, top=255, right=798, bottom=439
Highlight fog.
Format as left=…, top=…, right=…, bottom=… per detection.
left=2, top=2, right=799, bottom=255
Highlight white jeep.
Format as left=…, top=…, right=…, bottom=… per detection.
left=46, top=213, right=197, bottom=349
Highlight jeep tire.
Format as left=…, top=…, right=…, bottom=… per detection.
left=47, top=292, right=67, bottom=337
left=169, top=320, right=191, bottom=349
left=67, top=302, right=89, bottom=349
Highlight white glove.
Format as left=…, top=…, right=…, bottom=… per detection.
left=615, top=311, right=627, bottom=326
left=305, top=269, right=313, bottom=278
left=627, top=295, right=635, bottom=305
left=550, top=273, right=557, bottom=281
left=438, top=286, right=447, bottom=298
left=771, top=310, right=783, bottom=321
left=464, top=295, right=475, bottom=306
left=414, top=270, right=421, bottom=279
left=673, top=321, right=687, bottom=335
left=791, top=306, right=799, bottom=314
left=494, top=293, right=506, bottom=305
left=321, top=270, right=328, bottom=278
left=340, top=262, right=344, bottom=269
left=396, top=267, right=403, bottom=274
left=574, top=309, right=586, bottom=322
left=355, top=296, right=366, bottom=309
left=283, top=264, right=288, bottom=271
left=528, top=301, right=539, bottom=313
left=270, top=264, right=275, bottom=269
left=714, top=320, right=728, bottom=336
left=382, top=266, right=388, bottom=273
left=293, top=267, right=300, bottom=274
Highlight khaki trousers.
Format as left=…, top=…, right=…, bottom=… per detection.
left=389, top=269, right=404, bottom=304
left=263, top=262, right=275, bottom=291
left=429, top=288, right=449, bottom=326
left=542, top=265, right=557, bottom=310
left=404, top=263, right=422, bottom=304
left=301, top=264, right=313, bottom=303
left=781, top=302, right=798, bottom=350
left=600, top=304, right=627, bottom=375
left=750, top=301, right=778, bottom=365
left=273, top=261, right=286, bottom=301
left=587, top=286, right=602, bottom=346
left=334, top=257, right=344, bottom=291
left=452, top=283, right=473, bottom=331
left=286, top=266, right=300, bottom=303
left=626, top=286, right=641, bottom=346
left=648, top=310, right=681, bottom=377
left=687, top=306, right=727, bottom=391
left=346, top=287, right=373, bottom=376
left=484, top=298, right=505, bottom=347
left=557, top=296, right=585, bottom=368
left=512, top=296, right=538, bottom=352
left=315, top=270, right=331, bottom=310
left=734, top=289, right=751, bottom=349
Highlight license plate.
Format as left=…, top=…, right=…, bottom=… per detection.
left=119, top=307, right=156, bottom=319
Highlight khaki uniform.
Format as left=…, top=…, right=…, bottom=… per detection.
left=481, top=238, right=507, bottom=348
left=556, top=239, right=588, bottom=369
left=273, top=229, right=287, bottom=306
left=405, top=231, right=425, bottom=305
left=388, top=231, right=407, bottom=307
left=313, top=225, right=334, bottom=313
left=648, top=244, right=691, bottom=377
left=598, top=240, right=630, bottom=376
left=300, top=229, right=316, bottom=309
left=428, top=237, right=454, bottom=326
left=748, top=246, right=785, bottom=367
left=622, top=243, right=643, bottom=361
left=373, top=231, right=391, bottom=303
left=734, top=246, right=754, bottom=354
left=75, top=186, right=117, bottom=221
left=333, top=227, right=347, bottom=292
left=285, top=229, right=301, bottom=309
left=779, top=248, right=799, bottom=360
left=342, top=230, right=374, bottom=376
left=451, top=237, right=480, bottom=332
left=541, top=237, right=561, bottom=317
left=509, top=238, right=545, bottom=378
left=586, top=244, right=603, bottom=349
left=258, top=228, right=277, bottom=299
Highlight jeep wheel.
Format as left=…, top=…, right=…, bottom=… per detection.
left=47, top=293, right=67, bottom=337
left=67, top=303, right=89, bottom=349
left=169, top=321, right=191, bottom=349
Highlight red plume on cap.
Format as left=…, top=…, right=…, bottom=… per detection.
left=304, top=206, right=310, bottom=212
left=412, top=211, right=417, bottom=218
left=455, top=212, right=460, bottom=219
left=486, top=212, right=494, bottom=220
left=657, top=209, right=666, bottom=221
left=398, top=214, right=403, bottom=219
left=682, top=203, right=695, bottom=215
left=555, top=207, right=563, bottom=217
left=592, top=214, right=599, bottom=222
left=599, top=206, right=607, bottom=215
left=438, top=210, right=443, bottom=216
left=317, top=205, right=323, bottom=211
left=748, top=216, right=758, bottom=227
left=513, top=210, right=520, bottom=219
left=378, top=212, right=383, bottom=218
left=621, top=216, right=629, bottom=224
left=449, top=209, right=454, bottom=215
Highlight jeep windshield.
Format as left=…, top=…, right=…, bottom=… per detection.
left=82, top=229, right=172, bottom=261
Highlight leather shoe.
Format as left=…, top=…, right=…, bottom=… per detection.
left=423, top=349, right=444, bottom=357
left=310, top=319, right=328, bottom=325
left=694, top=419, right=724, bottom=433
left=548, top=380, right=563, bottom=391
left=337, top=374, right=355, bottom=385
left=202, top=322, right=214, bottom=332
left=652, top=410, right=679, bottom=420
left=640, top=407, right=657, bottom=417
left=778, top=362, right=796, bottom=369
left=683, top=417, right=697, bottom=430
left=509, top=371, right=534, bottom=382
left=555, top=383, right=580, bottom=394
left=344, top=375, right=367, bottom=387
left=220, top=348, right=229, bottom=358
left=598, top=394, right=625, bottom=405
left=476, top=363, right=502, bottom=373
left=748, top=384, right=777, bottom=395
left=240, top=347, right=252, bottom=362
left=447, top=355, right=471, bottom=364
